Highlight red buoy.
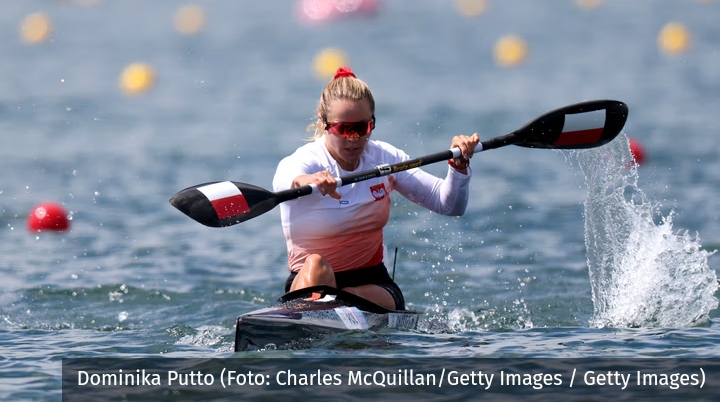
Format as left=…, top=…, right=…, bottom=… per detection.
left=27, top=202, right=70, bottom=232
left=628, top=137, right=646, bottom=165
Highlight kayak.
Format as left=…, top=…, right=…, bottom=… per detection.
left=234, top=285, right=421, bottom=351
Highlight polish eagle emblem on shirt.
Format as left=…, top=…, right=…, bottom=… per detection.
left=370, top=184, right=387, bottom=201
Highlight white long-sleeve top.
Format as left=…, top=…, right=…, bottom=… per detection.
left=273, top=136, right=472, bottom=273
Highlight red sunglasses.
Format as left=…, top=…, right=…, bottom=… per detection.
left=323, top=115, right=375, bottom=138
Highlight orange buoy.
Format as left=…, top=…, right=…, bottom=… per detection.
left=20, top=12, right=52, bottom=45
left=27, top=202, right=70, bottom=232
left=658, top=22, right=691, bottom=56
left=119, top=63, right=155, bottom=95
left=494, top=35, right=528, bottom=67
left=174, top=4, right=206, bottom=35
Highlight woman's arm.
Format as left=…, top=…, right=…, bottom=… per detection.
left=394, top=166, right=471, bottom=216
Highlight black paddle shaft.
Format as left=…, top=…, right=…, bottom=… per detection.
left=170, top=99, right=628, bottom=227
left=274, top=147, right=457, bottom=203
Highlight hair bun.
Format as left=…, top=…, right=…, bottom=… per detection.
left=333, top=66, right=356, bottom=79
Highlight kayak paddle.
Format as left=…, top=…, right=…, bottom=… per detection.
left=170, top=99, right=628, bottom=227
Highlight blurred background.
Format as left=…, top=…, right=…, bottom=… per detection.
left=1, top=0, right=719, bottom=400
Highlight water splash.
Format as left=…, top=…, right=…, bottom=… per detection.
left=418, top=300, right=534, bottom=333
left=570, top=136, right=718, bottom=328
left=173, top=325, right=231, bottom=350
left=405, top=216, right=535, bottom=333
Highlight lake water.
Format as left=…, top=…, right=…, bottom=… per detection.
left=1, top=0, right=719, bottom=401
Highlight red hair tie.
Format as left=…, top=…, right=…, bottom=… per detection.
left=333, top=66, right=356, bottom=79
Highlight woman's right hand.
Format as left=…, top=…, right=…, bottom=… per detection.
left=292, top=171, right=341, bottom=199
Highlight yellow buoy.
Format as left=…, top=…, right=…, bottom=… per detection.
left=20, top=13, right=52, bottom=45
left=575, top=0, right=603, bottom=9
left=313, top=48, right=348, bottom=79
left=455, top=0, right=487, bottom=17
left=119, top=63, right=155, bottom=95
left=494, top=35, right=528, bottom=67
left=658, top=22, right=691, bottom=56
left=174, top=4, right=206, bottom=35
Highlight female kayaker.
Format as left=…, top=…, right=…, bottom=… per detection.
left=272, top=67, right=480, bottom=310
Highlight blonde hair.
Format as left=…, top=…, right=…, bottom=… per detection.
left=307, top=74, right=376, bottom=140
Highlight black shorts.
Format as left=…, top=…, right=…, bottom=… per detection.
left=284, top=263, right=405, bottom=310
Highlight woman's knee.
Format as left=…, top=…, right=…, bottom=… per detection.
left=292, top=254, right=336, bottom=290
left=304, top=254, right=327, bottom=269
left=303, top=254, right=333, bottom=275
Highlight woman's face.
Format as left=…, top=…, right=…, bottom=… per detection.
left=323, top=98, right=374, bottom=170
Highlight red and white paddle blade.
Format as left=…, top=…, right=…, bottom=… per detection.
left=169, top=181, right=278, bottom=227
left=515, top=100, right=628, bottom=149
